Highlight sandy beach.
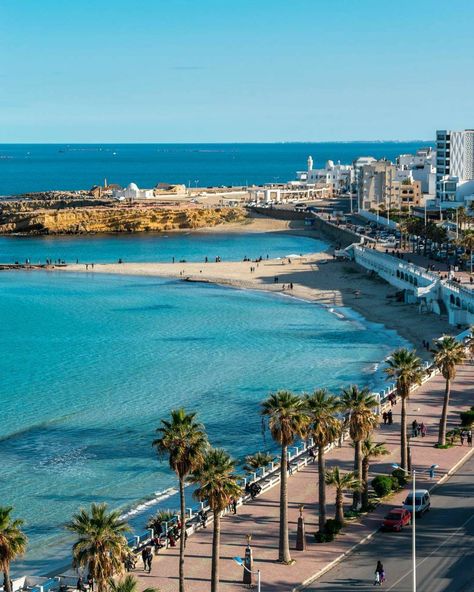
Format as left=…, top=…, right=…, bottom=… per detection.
left=58, top=218, right=455, bottom=353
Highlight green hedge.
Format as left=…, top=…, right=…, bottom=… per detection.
left=371, top=475, right=393, bottom=498
left=460, top=407, right=474, bottom=427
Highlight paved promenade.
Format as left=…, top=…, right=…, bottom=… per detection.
left=134, top=364, right=474, bottom=592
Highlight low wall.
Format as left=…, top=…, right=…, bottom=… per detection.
left=312, top=216, right=361, bottom=247
left=251, top=207, right=308, bottom=221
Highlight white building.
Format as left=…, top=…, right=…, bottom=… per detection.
left=397, top=148, right=436, bottom=195
left=436, top=129, right=474, bottom=209
left=113, top=182, right=155, bottom=200
left=296, top=155, right=353, bottom=194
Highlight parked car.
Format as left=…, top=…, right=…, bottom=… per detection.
left=403, top=489, right=431, bottom=516
left=382, top=507, right=412, bottom=531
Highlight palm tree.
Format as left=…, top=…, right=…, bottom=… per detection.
left=243, top=451, right=276, bottom=473
left=261, top=390, right=309, bottom=563
left=324, top=467, right=360, bottom=526
left=432, top=336, right=466, bottom=446
left=385, top=348, right=425, bottom=470
left=191, top=448, right=241, bottom=592
left=109, top=575, right=158, bottom=592
left=0, top=507, right=27, bottom=592
left=65, top=503, right=130, bottom=592
left=153, top=409, right=208, bottom=592
left=304, top=389, right=342, bottom=532
left=339, top=386, right=378, bottom=508
left=361, top=438, right=389, bottom=510
left=462, top=230, right=474, bottom=273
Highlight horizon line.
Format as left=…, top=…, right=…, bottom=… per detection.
left=0, top=139, right=434, bottom=145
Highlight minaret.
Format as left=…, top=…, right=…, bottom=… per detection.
left=307, top=155, right=313, bottom=171
left=104, top=178, right=108, bottom=188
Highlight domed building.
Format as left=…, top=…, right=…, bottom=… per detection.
left=113, top=182, right=154, bottom=200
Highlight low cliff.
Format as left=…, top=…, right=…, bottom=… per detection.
left=0, top=205, right=247, bottom=235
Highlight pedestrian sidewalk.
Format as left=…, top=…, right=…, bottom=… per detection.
left=134, top=364, right=474, bottom=592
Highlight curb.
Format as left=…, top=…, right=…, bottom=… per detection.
left=292, top=526, right=380, bottom=592
left=292, top=445, right=474, bottom=591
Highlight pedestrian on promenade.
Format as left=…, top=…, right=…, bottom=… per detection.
left=287, top=460, right=293, bottom=475
left=460, top=431, right=465, bottom=446
left=308, top=447, right=316, bottom=462
left=77, top=577, right=86, bottom=592
left=231, top=497, right=237, bottom=514
left=420, top=422, right=427, bottom=437
left=141, top=547, right=148, bottom=571
left=87, top=574, right=93, bottom=591
left=146, top=548, right=153, bottom=573
left=387, top=410, right=393, bottom=424
left=198, top=509, right=208, bottom=528
left=468, top=430, right=472, bottom=446
left=382, top=411, right=388, bottom=425
left=412, top=419, right=418, bottom=437
left=290, top=282, right=293, bottom=290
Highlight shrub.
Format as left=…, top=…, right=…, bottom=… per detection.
left=391, top=468, right=408, bottom=487
left=390, top=476, right=400, bottom=491
left=371, top=475, right=393, bottom=498
left=460, top=407, right=474, bottom=427
left=325, top=518, right=342, bottom=535
left=314, top=531, right=334, bottom=543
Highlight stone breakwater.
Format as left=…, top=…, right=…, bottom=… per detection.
left=0, top=204, right=247, bottom=235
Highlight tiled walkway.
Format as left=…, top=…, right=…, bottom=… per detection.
left=134, top=365, right=473, bottom=591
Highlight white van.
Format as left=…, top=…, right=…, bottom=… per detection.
left=403, top=489, right=431, bottom=516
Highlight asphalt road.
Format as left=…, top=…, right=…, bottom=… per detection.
left=307, top=452, right=474, bottom=592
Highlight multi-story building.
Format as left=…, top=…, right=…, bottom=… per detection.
left=358, top=160, right=397, bottom=210
left=397, top=148, right=436, bottom=195
left=387, top=177, right=422, bottom=210
left=436, top=129, right=474, bottom=208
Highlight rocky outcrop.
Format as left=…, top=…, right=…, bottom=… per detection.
left=0, top=204, right=247, bottom=235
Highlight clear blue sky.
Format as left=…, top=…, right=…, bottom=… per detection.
left=1, top=0, right=473, bottom=143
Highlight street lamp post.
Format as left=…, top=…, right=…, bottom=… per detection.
left=233, top=556, right=261, bottom=592
left=392, top=463, right=438, bottom=592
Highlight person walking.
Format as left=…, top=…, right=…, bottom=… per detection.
left=387, top=410, right=393, bottom=424
left=412, top=419, right=418, bottom=437
left=382, top=411, right=388, bottom=425
left=231, top=497, right=238, bottom=515
left=468, top=429, right=472, bottom=446
left=374, top=560, right=385, bottom=586
left=146, top=548, right=153, bottom=573
left=420, top=422, right=427, bottom=437
left=141, top=547, right=148, bottom=571
left=460, top=431, right=465, bottom=446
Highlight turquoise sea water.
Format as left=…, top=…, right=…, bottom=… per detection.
left=0, top=232, right=325, bottom=265
left=0, top=233, right=409, bottom=576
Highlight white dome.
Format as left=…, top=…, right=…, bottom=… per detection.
left=326, top=160, right=334, bottom=168
left=128, top=182, right=139, bottom=191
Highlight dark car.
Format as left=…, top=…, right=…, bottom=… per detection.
left=382, top=507, right=412, bottom=531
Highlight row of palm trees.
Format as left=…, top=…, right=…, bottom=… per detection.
left=1, top=338, right=466, bottom=592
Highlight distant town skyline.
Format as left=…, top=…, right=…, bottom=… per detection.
left=1, top=0, right=473, bottom=143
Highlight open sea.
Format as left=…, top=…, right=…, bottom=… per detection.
left=0, top=142, right=433, bottom=196
left=0, top=144, right=415, bottom=576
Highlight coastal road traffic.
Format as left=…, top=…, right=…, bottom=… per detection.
left=307, top=452, right=474, bottom=592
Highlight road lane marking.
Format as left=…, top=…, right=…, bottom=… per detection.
left=386, top=512, right=474, bottom=591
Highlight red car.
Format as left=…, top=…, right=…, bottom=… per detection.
left=382, top=508, right=411, bottom=531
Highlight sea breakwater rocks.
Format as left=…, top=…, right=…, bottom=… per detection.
left=0, top=206, right=247, bottom=235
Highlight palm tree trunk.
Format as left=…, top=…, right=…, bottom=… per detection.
left=352, top=440, right=362, bottom=508
left=179, top=476, right=186, bottom=592
left=335, top=490, right=344, bottom=526
left=438, top=378, right=451, bottom=446
left=4, top=567, right=11, bottom=592
left=279, top=444, right=291, bottom=563
left=211, top=510, right=220, bottom=592
left=401, top=395, right=408, bottom=470
left=317, top=445, right=326, bottom=532
left=361, top=458, right=369, bottom=510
